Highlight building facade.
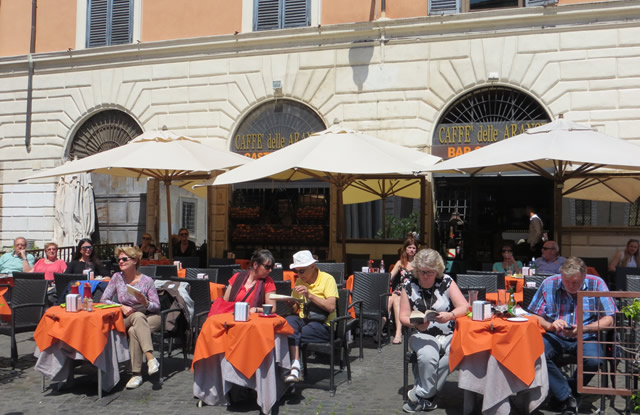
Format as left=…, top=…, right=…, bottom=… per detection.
left=1, top=0, right=640, bottom=262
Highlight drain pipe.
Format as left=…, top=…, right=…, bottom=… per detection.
left=25, top=0, right=37, bottom=153
left=381, top=0, right=386, bottom=18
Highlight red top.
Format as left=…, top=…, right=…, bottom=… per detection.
left=228, top=273, right=275, bottom=305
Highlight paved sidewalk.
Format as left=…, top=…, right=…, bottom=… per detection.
left=0, top=332, right=630, bottom=414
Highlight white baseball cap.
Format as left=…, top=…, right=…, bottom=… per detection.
left=290, top=250, right=317, bottom=269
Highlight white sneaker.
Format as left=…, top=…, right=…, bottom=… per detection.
left=147, top=358, right=159, bottom=375
left=284, top=367, right=302, bottom=383
left=126, top=375, right=143, bottom=389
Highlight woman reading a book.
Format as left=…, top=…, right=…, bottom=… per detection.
left=399, top=248, right=468, bottom=413
left=221, top=249, right=277, bottom=314
left=100, top=245, right=161, bottom=390
left=389, top=237, right=418, bottom=344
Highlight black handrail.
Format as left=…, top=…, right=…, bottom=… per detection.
left=26, top=242, right=134, bottom=262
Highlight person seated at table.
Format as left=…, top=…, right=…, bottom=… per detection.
left=147, top=244, right=166, bottom=260
left=172, top=228, right=197, bottom=257
left=389, top=237, right=417, bottom=344
left=399, top=248, right=468, bottom=413
left=608, top=238, right=639, bottom=272
left=493, top=242, right=522, bottom=274
left=138, top=233, right=154, bottom=259
left=222, top=249, right=276, bottom=313
left=100, top=245, right=161, bottom=389
left=284, top=250, right=339, bottom=384
left=31, top=242, right=67, bottom=281
left=0, top=236, right=35, bottom=275
left=534, top=240, right=566, bottom=274
left=65, top=238, right=109, bottom=276
left=528, top=257, right=616, bottom=415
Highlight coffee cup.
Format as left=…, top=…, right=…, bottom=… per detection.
left=262, top=304, right=273, bottom=315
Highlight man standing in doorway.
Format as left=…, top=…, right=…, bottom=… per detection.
left=527, top=206, right=544, bottom=257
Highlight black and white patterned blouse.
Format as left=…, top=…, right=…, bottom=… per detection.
left=404, top=273, right=455, bottom=336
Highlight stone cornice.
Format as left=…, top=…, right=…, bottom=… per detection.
left=1, top=0, right=640, bottom=74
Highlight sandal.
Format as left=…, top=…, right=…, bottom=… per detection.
left=392, top=336, right=402, bottom=344
left=284, top=367, right=302, bottom=383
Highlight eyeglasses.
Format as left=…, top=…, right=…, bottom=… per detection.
left=262, top=263, right=274, bottom=271
left=542, top=246, right=555, bottom=251
left=117, top=256, right=134, bottom=263
left=179, top=233, right=188, bottom=236
left=46, top=248, right=58, bottom=252
left=294, top=267, right=310, bottom=275
left=502, top=249, right=512, bottom=253
left=81, top=246, right=93, bottom=251
left=142, top=237, right=151, bottom=240
left=417, top=269, right=438, bottom=277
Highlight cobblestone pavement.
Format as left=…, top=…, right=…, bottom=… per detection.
left=0, top=332, right=631, bottom=415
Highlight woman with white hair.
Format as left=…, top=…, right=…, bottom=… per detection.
left=399, top=248, right=468, bottom=413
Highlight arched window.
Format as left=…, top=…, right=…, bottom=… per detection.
left=70, top=110, right=142, bottom=159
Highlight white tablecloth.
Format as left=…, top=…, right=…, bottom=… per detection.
left=34, top=330, right=130, bottom=392
left=458, top=351, right=548, bottom=415
left=193, top=333, right=291, bottom=414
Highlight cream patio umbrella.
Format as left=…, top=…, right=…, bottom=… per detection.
left=22, top=130, right=252, bottom=258
left=424, top=117, right=640, bottom=246
left=198, top=125, right=440, bottom=257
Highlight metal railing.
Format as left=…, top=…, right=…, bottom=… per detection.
left=26, top=242, right=134, bottom=262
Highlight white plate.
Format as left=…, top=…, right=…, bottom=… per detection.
left=507, top=317, right=528, bottom=322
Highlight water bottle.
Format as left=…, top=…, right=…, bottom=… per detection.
left=530, top=257, right=536, bottom=276
left=380, top=260, right=385, bottom=273
left=507, top=286, right=516, bottom=315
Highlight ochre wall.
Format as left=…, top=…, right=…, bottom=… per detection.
left=321, top=0, right=380, bottom=24
left=0, top=0, right=75, bottom=57
left=142, top=0, right=242, bottom=41
left=386, top=0, right=429, bottom=19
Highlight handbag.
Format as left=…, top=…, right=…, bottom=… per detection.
left=305, top=301, right=330, bottom=322
left=207, top=281, right=258, bottom=317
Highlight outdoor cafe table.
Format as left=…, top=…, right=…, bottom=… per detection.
left=33, top=305, right=130, bottom=397
left=192, top=312, right=293, bottom=414
left=449, top=314, right=548, bottom=415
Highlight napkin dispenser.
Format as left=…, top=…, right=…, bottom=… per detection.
left=472, top=300, right=491, bottom=321
left=65, top=293, right=80, bottom=312
left=234, top=302, right=249, bottom=321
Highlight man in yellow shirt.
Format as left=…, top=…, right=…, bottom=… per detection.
left=285, top=250, right=339, bottom=383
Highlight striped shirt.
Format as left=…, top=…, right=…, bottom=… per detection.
left=528, top=274, right=616, bottom=339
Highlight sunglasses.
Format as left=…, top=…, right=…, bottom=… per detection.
left=142, top=237, right=151, bottom=240
left=81, top=246, right=93, bottom=250
left=117, top=256, right=134, bottom=263
left=46, top=248, right=58, bottom=252
left=502, top=249, right=512, bottom=253
left=179, top=233, right=188, bottom=236
left=262, top=263, right=275, bottom=271
left=294, top=267, right=310, bottom=275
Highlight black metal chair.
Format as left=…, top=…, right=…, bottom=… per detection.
left=351, top=272, right=391, bottom=352
left=185, top=268, right=218, bottom=282
left=466, top=270, right=505, bottom=290
left=138, top=265, right=157, bottom=277
left=154, top=265, right=178, bottom=280
left=0, top=276, right=49, bottom=368
left=11, top=272, right=45, bottom=280
left=316, top=263, right=345, bottom=288
left=182, top=278, right=213, bottom=350
left=174, top=256, right=200, bottom=269
left=53, top=273, right=83, bottom=305
left=301, top=288, right=352, bottom=396
left=456, top=274, right=497, bottom=294
left=273, top=280, right=295, bottom=317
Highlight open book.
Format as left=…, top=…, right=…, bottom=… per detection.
left=410, top=309, right=438, bottom=325
left=126, top=284, right=142, bottom=295
left=269, top=293, right=304, bottom=303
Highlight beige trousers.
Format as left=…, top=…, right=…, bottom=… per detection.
left=124, top=311, right=161, bottom=373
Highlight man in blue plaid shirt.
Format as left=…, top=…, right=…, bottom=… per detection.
left=528, top=256, right=616, bottom=415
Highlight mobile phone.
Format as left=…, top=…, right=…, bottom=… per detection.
left=564, top=324, right=574, bottom=330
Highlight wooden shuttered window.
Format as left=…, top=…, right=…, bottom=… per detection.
left=255, top=0, right=309, bottom=31
left=429, top=0, right=460, bottom=14
left=87, top=0, right=132, bottom=47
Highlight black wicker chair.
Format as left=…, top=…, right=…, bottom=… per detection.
left=215, top=267, right=242, bottom=287
left=174, top=256, right=200, bottom=269
left=154, top=265, right=178, bottom=280
left=138, top=265, right=157, bottom=277
left=524, top=274, right=547, bottom=288
left=316, top=263, right=345, bottom=288
left=351, top=272, right=391, bottom=352
left=269, top=267, right=284, bottom=281
left=182, top=278, right=213, bottom=350
left=185, top=268, right=218, bottom=282
left=458, top=286, right=487, bottom=302
left=11, top=272, right=45, bottom=280
left=273, top=280, right=295, bottom=317
left=456, top=274, right=497, bottom=294
left=0, top=276, right=49, bottom=368
left=208, top=258, right=237, bottom=267
left=53, top=273, right=83, bottom=305
left=466, top=270, right=505, bottom=290
left=301, top=288, right=352, bottom=396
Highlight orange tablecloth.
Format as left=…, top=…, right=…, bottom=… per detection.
left=140, top=259, right=171, bottom=266
left=486, top=276, right=524, bottom=304
left=0, top=277, right=14, bottom=321
left=192, top=312, right=293, bottom=378
left=34, top=305, right=125, bottom=364
left=449, top=315, right=544, bottom=385
left=209, top=282, right=225, bottom=300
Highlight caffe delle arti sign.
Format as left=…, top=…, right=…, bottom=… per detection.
left=432, top=120, right=547, bottom=159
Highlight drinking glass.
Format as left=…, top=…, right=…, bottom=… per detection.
left=496, top=289, right=508, bottom=313
left=467, top=290, right=478, bottom=312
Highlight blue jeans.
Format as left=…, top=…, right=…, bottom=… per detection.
left=543, top=332, right=604, bottom=401
left=286, top=315, right=330, bottom=347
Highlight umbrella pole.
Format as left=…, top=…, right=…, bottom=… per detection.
left=338, top=186, right=346, bottom=262
left=166, top=181, right=173, bottom=260
left=554, top=181, right=563, bottom=249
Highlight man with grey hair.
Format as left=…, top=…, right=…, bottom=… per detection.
left=534, top=240, right=566, bottom=274
left=528, top=257, right=616, bottom=415
left=0, top=236, right=35, bottom=275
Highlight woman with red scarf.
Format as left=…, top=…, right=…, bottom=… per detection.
left=221, top=249, right=276, bottom=314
